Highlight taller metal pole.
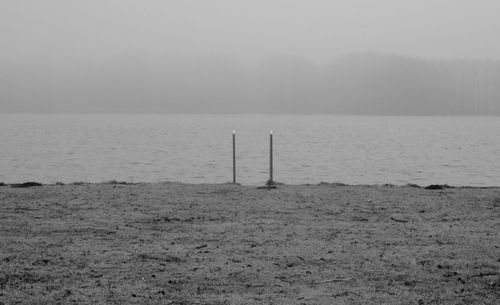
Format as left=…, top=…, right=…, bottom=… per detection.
left=232, top=130, right=236, bottom=184
left=269, top=131, right=273, bottom=184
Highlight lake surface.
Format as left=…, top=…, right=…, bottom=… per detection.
left=1, top=114, right=499, bottom=186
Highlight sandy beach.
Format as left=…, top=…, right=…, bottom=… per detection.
left=0, top=182, right=499, bottom=304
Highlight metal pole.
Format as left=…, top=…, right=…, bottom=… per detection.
left=269, top=131, right=273, bottom=184
left=232, top=131, right=236, bottom=183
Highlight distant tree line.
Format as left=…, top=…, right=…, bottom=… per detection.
left=2, top=53, right=500, bottom=114
left=322, top=53, right=500, bottom=115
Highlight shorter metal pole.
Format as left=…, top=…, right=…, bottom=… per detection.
left=269, top=131, right=273, bottom=184
left=232, top=131, right=236, bottom=184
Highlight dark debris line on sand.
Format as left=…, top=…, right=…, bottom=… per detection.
left=9, top=182, right=43, bottom=188
left=424, top=184, right=454, bottom=190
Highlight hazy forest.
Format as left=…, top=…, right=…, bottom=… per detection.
left=2, top=53, right=500, bottom=115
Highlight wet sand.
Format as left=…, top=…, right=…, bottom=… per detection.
left=0, top=182, right=499, bottom=304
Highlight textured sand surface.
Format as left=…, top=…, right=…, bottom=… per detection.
left=0, top=182, right=499, bottom=304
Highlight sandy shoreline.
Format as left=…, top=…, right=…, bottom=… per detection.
left=1, top=182, right=499, bottom=304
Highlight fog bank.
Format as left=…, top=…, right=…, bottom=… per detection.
left=2, top=53, right=500, bottom=115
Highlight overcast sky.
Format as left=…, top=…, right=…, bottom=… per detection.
left=2, top=0, right=500, bottom=65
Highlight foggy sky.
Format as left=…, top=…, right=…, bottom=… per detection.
left=2, top=1, right=500, bottom=114
left=2, top=0, right=500, bottom=64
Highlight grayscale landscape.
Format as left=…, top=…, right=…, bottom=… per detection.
left=1, top=1, right=499, bottom=304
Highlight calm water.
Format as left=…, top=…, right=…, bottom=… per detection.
left=1, top=114, right=499, bottom=186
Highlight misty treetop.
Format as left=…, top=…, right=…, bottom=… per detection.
left=2, top=53, right=500, bottom=115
